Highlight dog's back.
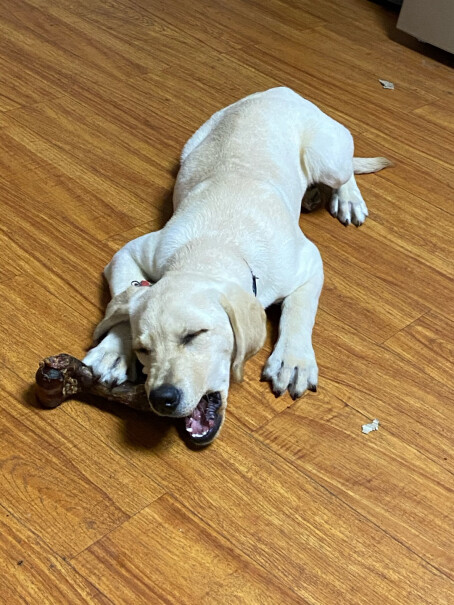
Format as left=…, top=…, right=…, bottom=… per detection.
left=174, top=88, right=324, bottom=215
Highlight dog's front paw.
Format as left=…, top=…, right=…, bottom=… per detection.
left=262, top=345, right=318, bottom=400
left=83, top=324, right=133, bottom=386
left=329, top=186, right=368, bottom=227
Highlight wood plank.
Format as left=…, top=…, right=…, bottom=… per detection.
left=20, top=409, right=165, bottom=517
left=2, top=162, right=150, bottom=242
left=0, top=125, right=163, bottom=225
left=312, top=310, right=454, bottom=470
left=414, top=99, right=454, bottom=134
left=296, top=0, right=400, bottom=27
left=0, top=276, right=94, bottom=375
left=0, top=505, right=109, bottom=604
left=0, top=364, right=38, bottom=420
left=319, top=248, right=428, bottom=343
left=165, top=48, right=365, bottom=135
left=0, top=54, right=64, bottom=112
left=1, top=365, right=165, bottom=518
left=0, top=200, right=111, bottom=319
left=384, top=311, right=454, bottom=389
left=0, top=364, right=165, bottom=519
left=2, top=96, right=181, bottom=207
left=361, top=121, right=454, bottom=188
left=0, top=409, right=128, bottom=558
left=65, top=408, right=454, bottom=604
left=227, top=44, right=393, bottom=135
left=255, top=386, right=454, bottom=578
left=358, top=175, right=453, bottom=275
left=227, top=304, right=453, bottom=458
left=250, top=38, right=437, bottom=115
left=30, top=0, right=248, bottom=54
left=73, top=494, right=304, bottom=605
left=297, top=19, right=454, bottom=99
left=223, top=307, right=454, bottom=473
left=0, top=166, right=145, bottom=242
left=0, top=1, right=156, bottom=82
left=354, top=133, right=454, bottom=216
left=121, top=0, right=325, bottom=51
left=300, top=202, right=454, bottom=324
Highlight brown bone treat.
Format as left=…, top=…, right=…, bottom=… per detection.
left=35, top=353, right=150, bottom=411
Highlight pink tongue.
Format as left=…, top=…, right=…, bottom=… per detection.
left=185, top=397, right=214, bottom=436
left=192, top=420, right=205, bottom=435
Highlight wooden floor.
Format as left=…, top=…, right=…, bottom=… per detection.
left=1, top=0, right=453, bottom=602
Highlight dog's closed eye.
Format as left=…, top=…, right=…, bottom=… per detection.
left=181, top=329, right=208, bottom=346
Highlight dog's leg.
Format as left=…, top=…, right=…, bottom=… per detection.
left=104, top=232, right=162, bottom=296
left=303, top=118, right=375, bottom=227
left=84, top=232, right=161, bottom=385
left=262, top=241, right=323, bottom=399
left=83, top=322, right=135, bottom=386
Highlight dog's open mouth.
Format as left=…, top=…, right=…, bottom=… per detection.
left=184, top=392, right=223, bottom=445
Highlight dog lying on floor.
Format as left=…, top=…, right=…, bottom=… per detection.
left=84, top=87, right=390, bottom=445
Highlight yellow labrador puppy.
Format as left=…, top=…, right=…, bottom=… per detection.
left=84, top=87, right=390, bottom=445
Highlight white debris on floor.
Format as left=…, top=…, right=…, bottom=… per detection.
left=379, top=79, right=395, bottom=89
left=362, top=419, right=380, bottom=434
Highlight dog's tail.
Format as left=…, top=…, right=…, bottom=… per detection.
left=353, top=157, right=392, bottom=174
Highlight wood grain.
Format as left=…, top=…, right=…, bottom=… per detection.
left=313, top=310, right=454, bottom=469
left=384, top=311, right=454, bottom=389
left=0, top=0, right=453, bottom=602
left=254, top=386, right=454, bottom=578
left=0, top=409, right=128, bottom=558
left=73, top=494, right=305, bottom=605
left=414, top=99, right=454, bottom=134
left=0, top=505, right=109, bottom=604
left=67, top=409, right=454, bottom=605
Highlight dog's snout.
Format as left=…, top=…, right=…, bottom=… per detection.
left=149, top=384, right=182, bottom=414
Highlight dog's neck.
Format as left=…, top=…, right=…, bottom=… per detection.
left=165, top=238, right=258, bottom=296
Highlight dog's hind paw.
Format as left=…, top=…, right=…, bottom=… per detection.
left=329, top=181, right=369, bottom=227
left=301, top=184, right=322, bottom=213
left=261, top=346, right=318, bottom=400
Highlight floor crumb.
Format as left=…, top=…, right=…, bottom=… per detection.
left=362, top=419, right=380, bottom=434
left=379, top=79, right=394, bottom=89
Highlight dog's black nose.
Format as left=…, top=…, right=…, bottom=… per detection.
left=149, top=384, right=181, bottom=414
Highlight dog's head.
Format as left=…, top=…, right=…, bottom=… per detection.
left=94, top=274, right=266, bottom=444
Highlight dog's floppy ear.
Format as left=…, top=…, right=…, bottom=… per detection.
left=93, top=285, right=145, bottom=343
left=221, top=285, right=266, bottom=382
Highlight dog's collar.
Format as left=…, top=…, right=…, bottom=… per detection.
left=131, top=271, right=258, bottom=296
left=251, top=271, right=258, bottom=297
left=243, top=259, right=258, bottom=297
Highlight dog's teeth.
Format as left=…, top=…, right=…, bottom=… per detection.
left=186, top=426, right=193, bottom=433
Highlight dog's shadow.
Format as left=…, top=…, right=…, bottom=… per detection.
left=25, top=381, right=176, bottom=450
